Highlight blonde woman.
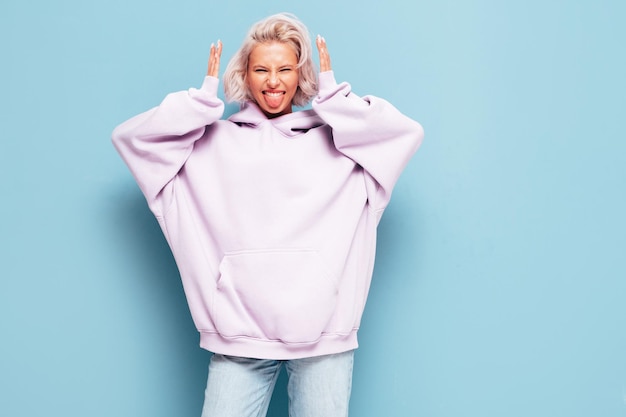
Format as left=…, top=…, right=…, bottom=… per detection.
left=112, top=12, right=423, bottom=417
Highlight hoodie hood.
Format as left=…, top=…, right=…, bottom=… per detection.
left=228, top=101, right=325, bottom=138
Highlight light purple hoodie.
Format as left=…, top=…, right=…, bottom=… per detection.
left=112, top=71, right=423, bottom=359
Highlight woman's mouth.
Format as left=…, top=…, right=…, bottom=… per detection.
left=262, top=91, right=286, bottom=108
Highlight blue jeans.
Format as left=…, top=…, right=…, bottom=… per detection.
left=201, top=350, right=354, bottom=417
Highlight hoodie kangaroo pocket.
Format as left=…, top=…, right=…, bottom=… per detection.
left=214, top=249, right=338, bottom=343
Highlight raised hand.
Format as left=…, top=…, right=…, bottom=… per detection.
left=316, top=35, right=332, bottom=73
left=207, top=40, right=222, bottom=78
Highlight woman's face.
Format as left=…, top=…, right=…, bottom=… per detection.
left=246, top=42, right=299, bottom=118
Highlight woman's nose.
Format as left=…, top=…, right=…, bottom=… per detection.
left=267, top=72, right=279, bottom=87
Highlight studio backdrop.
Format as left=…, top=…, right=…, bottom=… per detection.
left=1, top=1, right=625, bottom=416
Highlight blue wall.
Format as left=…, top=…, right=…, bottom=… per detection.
left=1, top=1, right=625, bottom=416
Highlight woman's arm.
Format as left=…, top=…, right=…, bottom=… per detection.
left=112, top=42, right=225, bottom=214
left=312, top=36, right=424, bottom=212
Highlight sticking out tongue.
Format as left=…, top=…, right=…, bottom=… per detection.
left=264, top=92, right=284, bottom=109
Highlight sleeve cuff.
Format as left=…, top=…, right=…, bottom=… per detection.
left=200, top=76, right=220, bottom=96
left=318, top=71, right=337, bottom=95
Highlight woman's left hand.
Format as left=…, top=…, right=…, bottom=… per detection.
left=316, top=35, right=332, bottom=73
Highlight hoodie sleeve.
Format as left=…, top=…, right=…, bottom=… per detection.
left=312, top=71, right=424, bottom=211
left=112, top=76, right=225, bottom=214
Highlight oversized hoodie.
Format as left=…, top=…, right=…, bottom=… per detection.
left=112, top=71, right=423, bottom=360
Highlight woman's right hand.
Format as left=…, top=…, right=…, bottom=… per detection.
left=207, top=40, right=222, bottom=78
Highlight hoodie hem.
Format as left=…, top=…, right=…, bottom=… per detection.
left=199, top=330, right=359, bottom=360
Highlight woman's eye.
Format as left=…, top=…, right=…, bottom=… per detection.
left=280, top=68, right=292, bottom=72
left=255, top=69, right=268, bottom=73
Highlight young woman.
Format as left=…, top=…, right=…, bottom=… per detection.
left=112, top=12, right=423, bottom=417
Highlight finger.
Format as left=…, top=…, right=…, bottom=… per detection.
left=207, top=43, right=215, bottom=76
left=211, top=40, right=221, bottom=77
left=316, top=35, right=324, bottom=63
left=316, top=34, right=325, bottom=57
left=216, top=39, right=222, bottom=58
left=317, top=36, right=328, bottom=72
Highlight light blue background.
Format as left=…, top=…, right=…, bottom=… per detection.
left=1, top=0, right=625, bottom=416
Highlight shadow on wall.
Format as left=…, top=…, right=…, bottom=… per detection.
left=111, top=187, right=208, bottom=414
left=112, top=186, right=291, bottom=416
